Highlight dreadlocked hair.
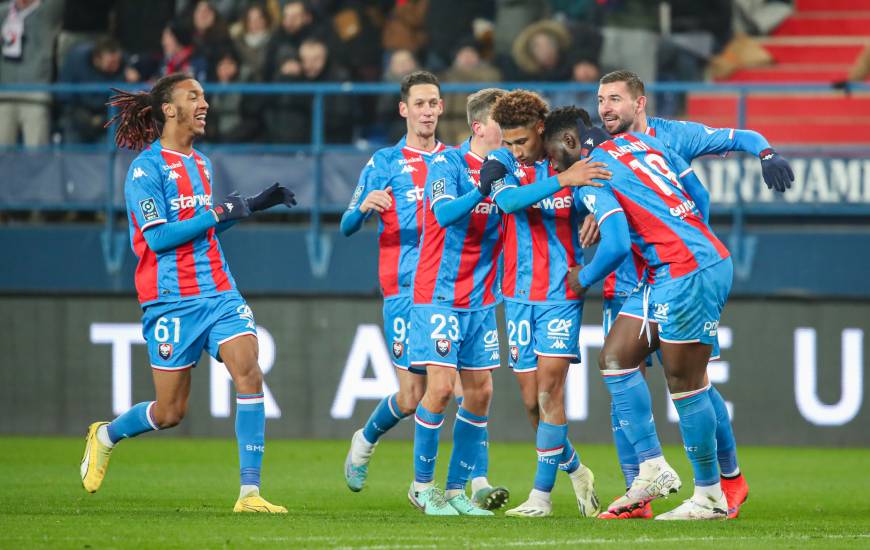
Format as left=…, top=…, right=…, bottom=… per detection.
left=104, top=73, right=193, bottom=150
left=543, top=106, right=592, bottom=143
left=490, top=89, right=549, bottom=130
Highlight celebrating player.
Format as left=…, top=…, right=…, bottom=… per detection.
left=340, top=70, right=449, bottom=493
left=475, top=90, right=608, bottom=518
left=80, top=73, right=296, bottom=513
left=593, top=69, right=791, bottom=518
left=551, top=108, right=736, bottom=520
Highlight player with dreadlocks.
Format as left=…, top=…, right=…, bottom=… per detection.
left=80, top=73, right=296, bottom=513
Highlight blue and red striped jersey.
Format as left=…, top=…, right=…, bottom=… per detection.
left=413, top=141, right=502, bottom=309
left=578, top=132, right=730, bottom=284
left=347, top=137, right=446, bottom=298
left=488, top=148, right=583, bottom=304
left=603, top=117, right=740, bottom=297
left=124, top=140, right=236, bottom=306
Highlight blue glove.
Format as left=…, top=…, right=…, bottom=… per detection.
left=478, top=158, right=507, bottom=197
left=759, top=148, right=794, bottom=192
left=212, top=191, right=251, bottom=222
left=246, top=182, right=297, bottom=212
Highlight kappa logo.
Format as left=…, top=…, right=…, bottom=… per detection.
left=132, top=167, right=147, bottom=179
left=366, top=157, right=375, bottom=168
left=431, top=155, right=447, bottom=164
left=401, top=164, right=417, bottom=174
left=436, top=339, right=451, bottom=357
left=392, top=341, right=404, bottom=359
left=584, top=137, right=594, bottom=146
left=203, top=167, right=211, bottom=182
left=551, top=339, right=568, bottom=350
left=654, top=303, right=669, bottom=322
left=582, top=194, right=597, bottom=215
left=703, top=126, right=718, bottom=135
left=167, top=170, right=181, bottom=180
left=513, top=167, right=525, bottom=179
left=510, top=346, right=519, bottom=363
left=489, top=351, right=499, bottom=361
left=158, top=343, right=173, bottom=360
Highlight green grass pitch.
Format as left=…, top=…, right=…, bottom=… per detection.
left=2, top=436, right=869, bottom=549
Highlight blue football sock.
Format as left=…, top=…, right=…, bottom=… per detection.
left=709, top=385, right=739, bottom=476
left=236, top=393, right=265, bottom=487
left=672, top=388, right=719, bottom=486
left=534, top=422, right=567, bottom=493
left=107, top=401, right=158, bottom=443
left=362, top=393, right=408, bottom=444
left=602, top=369, right=663, bottom=462
left=413, top=404, right=444, bottom=484
left=558, top=438, right=580, bottom=474
left=610, top=400, right=640, bottom=489
left=472, top=429, right=489, bottom=480
left=446, top=408, right=488, bottom=490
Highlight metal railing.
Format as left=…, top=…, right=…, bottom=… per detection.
left=1, top=81, right=869, bottom=276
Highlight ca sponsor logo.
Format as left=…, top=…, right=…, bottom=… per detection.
left=546, top=318, right=572, bottom=339
left=483, top=329, right=499, bottom=351
left=405, top=186, right=425, bottom=202
left=435, top=338, right=451, bottom=357
left=170, top=194, right=211, bottom=210
left=132, top=167, right=147, bottom=179
left=158, top=342, right=172, bottom=359
left=237, top=304, right=256, bottom=330
left=654, top=303, right=669, bottom=323
left=704, top=320, right=719, bottom=336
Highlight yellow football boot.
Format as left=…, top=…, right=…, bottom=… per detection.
left=233, top=493, right=288, bottom=514
left=81, top=421, right=114, bottom=493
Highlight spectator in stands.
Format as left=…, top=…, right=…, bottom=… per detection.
left=205, top=47, right=263, bottom=142
left=234, top=3, right=273, bottom=82
left=493, top=0, right=547, bottom=59
left=0, top=0, right=64, bottom=147
left=188, top=0, right=234, bottom=70
left=265, top=37, right=352, bottom=143
left=425, top=0, right=493, bottom=73
left=330, top=1, right=383, bottom=82
left=381, top=0, right=428, bottom=58
left=375, top=48, right=419, bottom=143
left=58, top=37, right=136, bottom=143
left=114, top=0, right=177, bottom=81
left=264, top=0, right=325, bottom=82
left=438, top=40, right=502, bottom=145
left=56, top=0, right=115, bottom=74
left=508, top=19, right=572, bottom=81
left=159, top=19, right=208, bottom=82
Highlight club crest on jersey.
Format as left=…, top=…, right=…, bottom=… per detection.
left=435, top=339, right=451, bottom=357
left=392, top=341, right=404, bottom=359
left=432, top=178, right=446, bottom=199
left=510, top=346, right=519, bottom=363
left=158, top=343, right=173, bottom=360
left=139, top=198, right=159, bottom=221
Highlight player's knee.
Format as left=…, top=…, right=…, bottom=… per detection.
left=232, top=364, right=263, bottom=394
left=426, top=378, right=454, bottom=408
left=462, top=381, right=493, bottom=411
left=598, top=349, right=620, bottom=372
left=153, top=403, right=186, bottom=429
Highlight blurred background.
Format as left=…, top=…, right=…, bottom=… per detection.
left=0, top=0, right=867, bottom=447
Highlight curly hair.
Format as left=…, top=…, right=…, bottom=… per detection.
left=542, top=105, right=592, bottom=143
left=104, top=73, right=193, bottom=150
left=490, top=89, right=549, bottom=130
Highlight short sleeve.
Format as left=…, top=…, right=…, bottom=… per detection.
left=347, top=152, right=389, bottom=211
left=426, top=151, right=459, bottom=209
left=125, top=157, right=167, bottom=231
left=486, top=147, right=521, bottom=199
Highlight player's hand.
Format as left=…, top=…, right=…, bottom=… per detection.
left=246, top=182, right=297, bottom=212
left=566, top=265, right=587, bottom=297
left=479, top=158, right=507, bottom=196
left=579, top=213, right=600, bottom=247
left=359, top=186, right=393, bottom=214
left=556, top=157, right=610, bottom=188
left=212, top=191, right=251, bottom=223
left=759, top=148, right=794, bottom=192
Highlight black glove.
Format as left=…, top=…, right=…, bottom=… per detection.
left=759, top=148, right=794, bottom=192
left=246, top=182, right=297, bottom=212
left=478, top=158, right=507, bottom=196
left=578, top=125, right=612, bottom=157
left=212, top=191, right=251, bottom=222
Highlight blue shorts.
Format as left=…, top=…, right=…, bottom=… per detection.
left=604, top=296, right=655, bottom=368
left=504, top=301, right=582, bottom=372
left=142, top=291, right=257, bottom=370
left=409, top=305, right=500, bottom=371
left=384, top=296, right=424, bottom=374
left=619, top=259, right=732, bottom=346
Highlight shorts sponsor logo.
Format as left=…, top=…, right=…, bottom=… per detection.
left=436, top=338, right=451, bottom=357
left=139, top=198, right=159, bottom=221
left=158, top=343, right=172, bottom=360
left=547, top=319, right=572, bottom=349
left=432, top=178, right=446, bottom=199
left=237, top=304, right=256, bottom=330
left=654, top=303, right=669, bottom=323
left=392, top=341, right=404, bottom=359
left=483, top=329, right=499, bottom=351
left=704, top=320, right=719, bottom=336
left=510, top=346, right=519, bottom=363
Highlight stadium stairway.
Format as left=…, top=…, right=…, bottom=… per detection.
left=686, top=0, right=870, bottom=145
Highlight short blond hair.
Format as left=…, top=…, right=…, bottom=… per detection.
left=466, top=88, right=506, bottom=128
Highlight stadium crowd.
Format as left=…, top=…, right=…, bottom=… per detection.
left=0, top=0, right=794, bottom=146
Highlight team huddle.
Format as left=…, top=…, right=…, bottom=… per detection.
left=341, top=70, right=793, bottom=520
left=78, top=66, right=792, bottom=519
